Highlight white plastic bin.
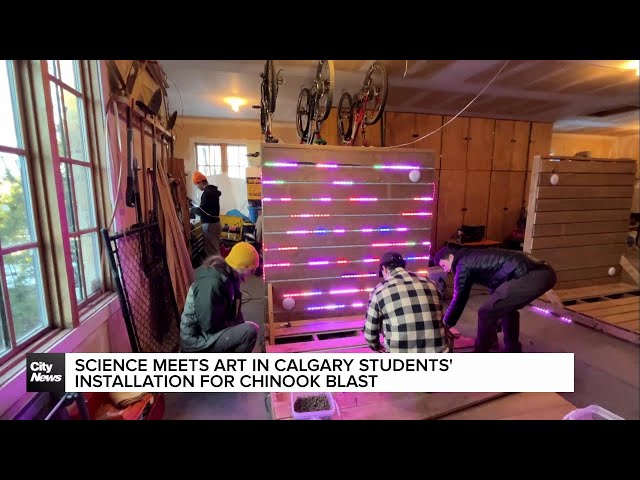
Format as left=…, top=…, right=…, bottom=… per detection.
left=563, top=404, right=624, bottom=420
left=290, top=392, right=335, bottom=420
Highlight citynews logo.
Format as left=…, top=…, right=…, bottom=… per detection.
left=26, top=353, right=66, bottom=394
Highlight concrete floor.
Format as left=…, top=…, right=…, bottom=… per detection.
left=164, top=272, right=640, bottom=420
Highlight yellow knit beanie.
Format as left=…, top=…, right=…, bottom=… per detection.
left=225, top=242, right=260, bottom=270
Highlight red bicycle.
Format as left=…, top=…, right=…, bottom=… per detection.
left=337, top=61, right=388, bottom=146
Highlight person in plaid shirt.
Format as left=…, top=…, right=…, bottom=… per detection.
left=363, top=252, right=450, bottom=353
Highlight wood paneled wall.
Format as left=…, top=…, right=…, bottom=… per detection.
left=384, top=113, right=553, bottom=249
left=523, top=155, right=637, bottom=290
left=261, top=143, right=435, bottom=324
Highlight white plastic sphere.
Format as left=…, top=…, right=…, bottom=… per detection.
left=282, top=297, right=296, bottom=310
left=550, top=174, right=559, bottom=185
left=608, top=267, right=616, bottom=276
left=409, top=169, right=421, bottom=183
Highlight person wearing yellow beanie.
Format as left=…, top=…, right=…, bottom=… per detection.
left=190, top=171, right=222, bottom=257
left=179, top=242, right=261, bottom=353
left=225, top=241, right=261, bottom=279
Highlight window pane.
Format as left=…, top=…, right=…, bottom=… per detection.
left=60, top=163, right=77, bottom=232
left=80, top=232, right=101, bottom=299
left=70, top=233, right=102, bottom=303
left=1, top=293, right=9, bottom=353
left=0, top=60, right=22, bottom=149
left=69, top=237, right=83, bottom=301
left=3, top=248, right=48, bottom=342
left=0, top=153, right=36, bottom=247
left=227, top=145, right=248, bottom=179
left=63, top=89, right=88, bottom=162
left=50, top=83, right=68, bottom=157
left=60, top=163, right=96, bottom=233
left=59, top=60, right=79, bottom=91
left=196, top=144, right=221, bottom=176
left=47, top=60, right=57, bottom=76
left=72, top=164, right=96, bottom=230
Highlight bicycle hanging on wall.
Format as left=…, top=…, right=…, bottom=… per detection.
left=256, top=60, right=284, bottom=143
left=295, top=60, right=335, bottom=145
left=337, top=61, right=388, bottom=146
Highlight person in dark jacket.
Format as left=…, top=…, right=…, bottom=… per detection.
left=433, top=245, right=557, bottom=352
left=191, top=171, right=222, bottom=257
left=180, top=242, right=261, bottom=353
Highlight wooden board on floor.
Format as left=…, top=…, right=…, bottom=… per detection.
left=554, top=283, right=639, bottom=301
left=439, top=392, right=576, bottom=420
left=535, top=282, right=640, bottom=343
left=270, top=391, right=508, bottom=420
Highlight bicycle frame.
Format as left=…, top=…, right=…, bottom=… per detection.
left=258, top=61, right=282, bottom=144
left=338, top=61, right=388, bottom=147
left=296, top=60, right=334, bottom=145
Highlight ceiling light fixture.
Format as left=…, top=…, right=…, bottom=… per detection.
left=622, top=60, right=639, bottom=76
left=224, top=96, right=247, bottom=112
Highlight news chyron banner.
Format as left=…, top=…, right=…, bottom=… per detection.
left=27, top=352, right=575, bottom=394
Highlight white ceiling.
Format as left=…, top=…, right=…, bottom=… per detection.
left=159, top=59, right=640, bottom=136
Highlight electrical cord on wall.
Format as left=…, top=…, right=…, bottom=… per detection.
left=388, top=60, right=511, bottom=148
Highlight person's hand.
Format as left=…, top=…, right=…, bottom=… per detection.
left=370, top=344, right=387, bottom=353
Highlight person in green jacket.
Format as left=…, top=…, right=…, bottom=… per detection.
left=180, top=242, right=261, bottom=353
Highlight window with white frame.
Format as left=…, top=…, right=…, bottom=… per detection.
left=196, top=144, right=222, bottom=176
left=0, top=61, right=48, bottom=356
left=227, top=144, right=248, bottom=179
left=1, top=59, right=107, bottom=366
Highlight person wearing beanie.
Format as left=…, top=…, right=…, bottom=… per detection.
left=432, top=245, right=556, bottom=353
left=363, top=252, right=450, bottom=353
left=179, top=242, right=261, bottom=353
left=190, top=171, right=222, bottom=257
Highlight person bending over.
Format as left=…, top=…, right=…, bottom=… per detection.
left=364, top=252, right=450, bottom=353
left=180, top=242, right=261, bottom=353
left=433, top=245, right=556, bottom=353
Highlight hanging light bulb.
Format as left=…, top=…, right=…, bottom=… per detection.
left=224, top=96, right=247, bottom=112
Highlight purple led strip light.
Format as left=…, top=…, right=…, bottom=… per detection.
left=282, top=227, right=429, bottom=235
left=264, top=255, right=430, bottom=269
left=262, top=180, right=435, bottom=185
left=264, top=241, right=430, bottom=252
left=531, top=305, right=573, bottom=324
left=262, top=197, right=433, bottom=202
left=282, top=212, right=432, bottom=218
left=306, top=302, right=366, bottom=311
left=264, top=162, right=428, bottom=170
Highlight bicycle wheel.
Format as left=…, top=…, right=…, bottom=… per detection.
left=296, top=88, right=311, bottom=141
left=363, top=61, right=388, bottom=126
left=314, top=60, right=335, bottom=123
left=337, top=92, right=353, bottom=143
left=265, top=60, right=278, bottom=114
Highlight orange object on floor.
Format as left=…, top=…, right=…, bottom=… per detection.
left=67, top=392, right=165, bottom=420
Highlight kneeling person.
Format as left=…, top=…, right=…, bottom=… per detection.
left=180, top=242, right=261, bottom=353
left=364, top=252, right=450, bottom=353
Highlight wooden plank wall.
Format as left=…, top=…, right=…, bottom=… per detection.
left=523, top=155, right=637, bottom=290
left=261, top=143, right=436, bottom=324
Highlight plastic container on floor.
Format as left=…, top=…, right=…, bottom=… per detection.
left=563, top=404, right=624, bottom=420
left=291, top=392, right=335, bottom=420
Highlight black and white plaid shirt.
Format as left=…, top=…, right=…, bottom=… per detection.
left=364, top=267, right=449, bottom=353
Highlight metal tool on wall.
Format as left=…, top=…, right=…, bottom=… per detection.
left=125, top=100, right=143, bottom=227
left=136, top=89, right=162, bottom=222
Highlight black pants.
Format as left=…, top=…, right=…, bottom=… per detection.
left=475, top=265, right=557, bottom=352
left=203, top=322, right=259, bottom=353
